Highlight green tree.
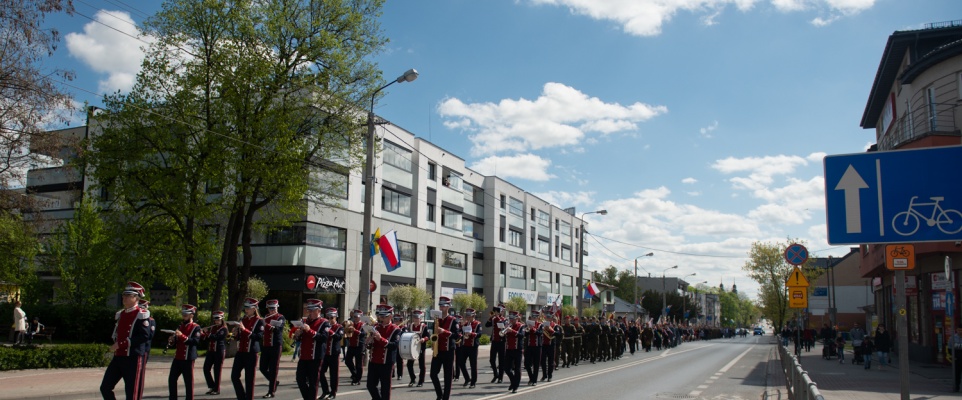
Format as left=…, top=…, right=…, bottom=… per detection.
left=246, top=276, right=269, bottom=301
left=47, top=197, right=119, bottom=307
left=0, top=213, right=40, bottom=299
left=592, top=266, right=635, bottom=302
left=86, top=0, right=388, bottom=318
left=504, top=296, right=527, bottom=314
left=742, top=239, right=821, bottom=331
left=561, top=305, right=577, bottom=320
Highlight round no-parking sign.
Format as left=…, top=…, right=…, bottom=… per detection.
left=784, top=243, right=809, bottom=266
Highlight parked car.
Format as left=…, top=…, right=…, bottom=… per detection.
left=753, top=327, right=764, bottom=336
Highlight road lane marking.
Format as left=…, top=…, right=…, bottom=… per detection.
left=688, top=344, right=756, bottom=397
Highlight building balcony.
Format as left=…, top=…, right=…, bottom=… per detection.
left=26, top=166, right=82, bottom=192
left=877, top=104, right=960, bottom=151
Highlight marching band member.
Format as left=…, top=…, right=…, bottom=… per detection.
left=484, top=304, right=506, bottom=383
left=430, top=296, right=461, bottom=400
left=231, top=298, right=264, bottom=400
left=524, top=311, right=543, bottom=386
left=259, top=299, right=286, bottom=398
left=168, top=304, right=201, bottom=400
left=345, top=309, right=367, bottom=386
left=295, top=299, right=330, bottom=400
left=540, top=310, right=557, bottom=382
left=457, top=308, right=481, bottom=388
left=367, top=304, right=403, bottom=400
left=503, top=311, right=524, bottom=394
left=137, top=299, right=155, bottom=400
left=393, top=314, right=405, bottom=380
left=406, top=310, right=429, bottom=387
left=100, top=281, right=151, bottom=400
left=201, top=311, right=228, bottom=395
left=320, top=307, right=344, bottom=400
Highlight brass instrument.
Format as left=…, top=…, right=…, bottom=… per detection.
left=431, top=315, right=440, bottom=357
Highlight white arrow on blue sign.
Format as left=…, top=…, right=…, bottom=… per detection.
left=823, top=145, right=962, bottom=244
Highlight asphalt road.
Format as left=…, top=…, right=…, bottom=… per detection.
left=7, top=335, right=775, bottom=400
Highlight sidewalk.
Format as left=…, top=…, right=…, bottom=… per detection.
left=0, top=344, right=492, bottom=399
left=766, top=339, right=958, bottom=399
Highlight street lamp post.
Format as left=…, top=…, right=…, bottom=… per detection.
left=577, top=209, right=607, bottom=317
left=661, top=265, right=677, bottom=322
left=633, top=253, right=654, bottom=320
left=360, top=68, right=418, bottom=313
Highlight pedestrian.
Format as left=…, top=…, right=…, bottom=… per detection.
left=874, top=324, right=891, bottom=370
left=503, top=311, right=524, bottom=394
left=100, top=281, right=151, bottom=400
left=861, top=336, right=875, bottom=370
left=539, top=311, right=556, bottom=382
left=344, top=309, right=367, bottom=386
left=394, top=314, right=406, bottom=381
left=484, top=304, right=506, bottom=383
left=259, top=299, right=285, bottom=399
left=320, top=307, right=344, bottom=400
left=294, top=299, right=330, bottom=400
left=25, top=316, right=43, bottom=345
left=367, top=304, right=402, bottom=400
left=12, top=300, right=26, bottom=345
left=406, top=310, right=428, bottom=387
left=201, top=311, right=228, bottom=395
left=231, top=297, right=264, bottom=400
left=457, top=308, right=481, bottom=388
left=950, top=325, right=962, bottom=392
left=136, top=299, right=156, bottom=400
left=167, top=304, right=201, bottom=400
left=430, top=296, right=460, bottom=400
left=523, top=311, right=543, bottom=386
left=835, top=333, right=846, bottom=364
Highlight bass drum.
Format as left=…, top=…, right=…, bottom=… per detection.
left=399, top=332, right=421, bottom=360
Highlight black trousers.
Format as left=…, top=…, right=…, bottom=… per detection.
left=100, top=354, right=145, bottom=400
left=628, top=337, right=637, bottom=354
left=456, top=346, right=478, bottom=385
left=540, top=345, right=554, bottom=379
left=168, top=359, right=195, bottom=400
left=430, top=350, right=454, bottom=400
left=954, top=349, right=962, bottom=390
left=505, top=349, right=522, bottom=390
left=231, top=352, right=259, bottom=400
left=346, top=346, right=364, bottom=383
left=296, top=358, right=321, bottom=400
left=524, top=346, right=541, bottom=383
left=395, top=351, right=404, bottom=378
left=203, top=350, right=225, bottom=392
left=367, top=362, right=393, bottom=400
left=259, top=345, right=281, bottom=394
left=406, top=349, right=426, bottom=384
left=489, top=341, right=505, bottom=379
left=320, top=353, right=340, bottom=395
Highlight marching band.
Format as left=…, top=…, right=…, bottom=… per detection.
left=102, top=281, right=711, bottom=400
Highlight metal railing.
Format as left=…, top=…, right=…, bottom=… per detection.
left=877, top=102, right=960, bottom=151
left=777, top=336, right=825, bottom=400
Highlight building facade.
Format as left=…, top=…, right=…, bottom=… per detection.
left=859, top=20, right=962, bottom=363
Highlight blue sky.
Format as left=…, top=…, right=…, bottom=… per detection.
left=44, top=0, right=959, bottom=298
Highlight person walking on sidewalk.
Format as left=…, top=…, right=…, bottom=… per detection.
left=874, top=324, right=892, bottom=370
left=950, top=325, right=962, bottom=392
left=12, top=301, right=26, bottom=345
left=861, top=336, right=875, bottom=370
left=835, top=333, right=846, bottom=364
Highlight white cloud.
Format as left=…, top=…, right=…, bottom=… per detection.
left=66, top=10, right=151, bottom=94
left=682, top=177, right=698, bottom=184
left=532, top=190, right=595, bottom=210
left=700, top=120, right=719, bottom=138
left=527, top=0, right=875, bottom=36
left=712, top=154, right=814, bottom=191
left=438, top=82, right=667, bottom=156
left=469, top=154, right=555, bottom=182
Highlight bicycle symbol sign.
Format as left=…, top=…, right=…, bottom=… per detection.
left=824, top=146, right=962, bottom=244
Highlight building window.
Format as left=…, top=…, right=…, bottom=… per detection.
left=508, top=197, right=523, bottom=217
left=561, top=245, right=571, bottom=261
left=398, top=240, right=416, bottom=262
left=426, top=246, right=436, bottom=264
left=463, top=220, right=482, bottom=240
left=442, top=207, right=462, bottom=230
left=442, top=250, right=466, bottom=269
left=509, top=264, right=525, bottom=278
left=538, top=238, right=550, bottom=255
left=499, top=194, right=506, bottom=209
left=311, top=165, right=348, bottom=199
left=538, top=210, right=550, bottom=227
left=561, top=221, right=571, bottom=237
left=508, top=230, right=522, bottom=248
left=554, top=236, right=560, bottom=257
left=382, top=187, right=411, bottom=216
left=927, top=86, right=938, bottom=131
left=426, top=204, right=435, bottom=222
left=530, top=227, right=536, bottom=250
left=554, top=218, right=559, bottom=231
left=499, top=215, right=506, bottom=242
left=428, top=162, right=437, bottom=180
left=382, top=140, right=412, bottom=172
left=307, top=224, right=347, bottom=249
left=530, top=207, right=536, bottom=221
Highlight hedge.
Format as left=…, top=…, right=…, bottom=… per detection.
left=0, top=302, right=116, bottom=343
left=0, top=344, right=110, bottom=371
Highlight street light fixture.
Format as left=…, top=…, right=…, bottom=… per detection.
left=577, top=209, right=607, bottom=317
left=633, top=253, right=654, bottom=320
left=661, top=265, right=678, bottom=322
left=360, top=68, right=418, bottom=313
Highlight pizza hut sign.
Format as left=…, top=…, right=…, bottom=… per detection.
left=305, top=275, right=346, bottom=294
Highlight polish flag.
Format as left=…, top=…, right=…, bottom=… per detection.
left=378, top=230, right=402, bottom=272
left=587, top=282, right=600, bottom=297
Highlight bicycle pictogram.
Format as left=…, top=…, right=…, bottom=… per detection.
left=889, top=246, right=910, bottom=257
left=891, top=196, right=962, bottom=236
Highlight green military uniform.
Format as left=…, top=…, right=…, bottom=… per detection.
left=572, top=320, right=583, bottom=366
left=585, top=319, right=598, bottom=363
left=561, top=320, right=574, bottom=368
left=598, top=322, right=610, bottom=362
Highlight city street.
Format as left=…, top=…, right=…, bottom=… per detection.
left=2, top=335, right=774, bottom=400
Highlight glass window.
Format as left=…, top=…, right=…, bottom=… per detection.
left=266, top=225, right=305, bottom=244
left=927, top=86, right=938, bottom=131
left=560, top=221, right=571, bottom=237
left=463, top=220, right=482, bottom=240
left=508, top=230, right=522, bottom=248
left=509, top=197, right=523, bottom=217
left=312, top=166, right=348, bottom=199
left=530, top=227, right=536, bottom=250
left=463, top=219, right=474, bottom=238
left=538, top=238, right=550, bottom=255
left=538, top=210, right=550, bottom=227
left=307, top=224, right=347, bottom=249
left=442, top=250, right=466, bottom=269
left=426, top=246, right=436, bottom=264
left=509, top=264, right=525, bottom=278
left=530, top=207, right=536, bottom=221
left=426, top=204, right=435, bottom=222
left=442, top=208, right=462, bottom=230
left=428, top=162, right=437, bottom=180
left=382, top=140, right=412, bottom=172
left=382, top=187, right=411, bottom=216
left=499, top=194, right=506, bottom=209
left=398, top=240, right=416, bottom=262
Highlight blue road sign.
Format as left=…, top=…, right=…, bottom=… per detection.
left=824, top=146, right=962, bottom=244
left=784, top=243, right=808, bottom=265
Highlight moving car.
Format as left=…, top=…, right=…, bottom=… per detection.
left=753, top=327, right=764, bottom=336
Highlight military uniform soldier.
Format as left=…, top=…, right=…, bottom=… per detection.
left=598, top=320, right=609, bottom=361
left=583, top=318, right=596, bottom=363
left=572, top=318, right=584, bottom=366
left=561, top=317, right=575, bottom=368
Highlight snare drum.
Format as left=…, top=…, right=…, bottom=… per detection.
left=399, top=332, right=421, bottom=360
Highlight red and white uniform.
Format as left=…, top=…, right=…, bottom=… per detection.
left=505, top=321, right=524, bottom=350
left=112, top=306, right=151, bottom=356
left=299, top=317, right=329, bottom=361
left=462, top=320, right=482, bottom=347
left=488, top=315, right=506, bottom=342
left=369, top=323, right=401, bottom=364
left=435, top=315, right=457, bottom=352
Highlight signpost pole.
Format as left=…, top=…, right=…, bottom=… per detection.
left=895, top=270, right=910, bottom=400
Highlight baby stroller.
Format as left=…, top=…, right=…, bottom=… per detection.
left=851, top=339, right=864, bottom=365
left=822, top=339, right=837, bottom=360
